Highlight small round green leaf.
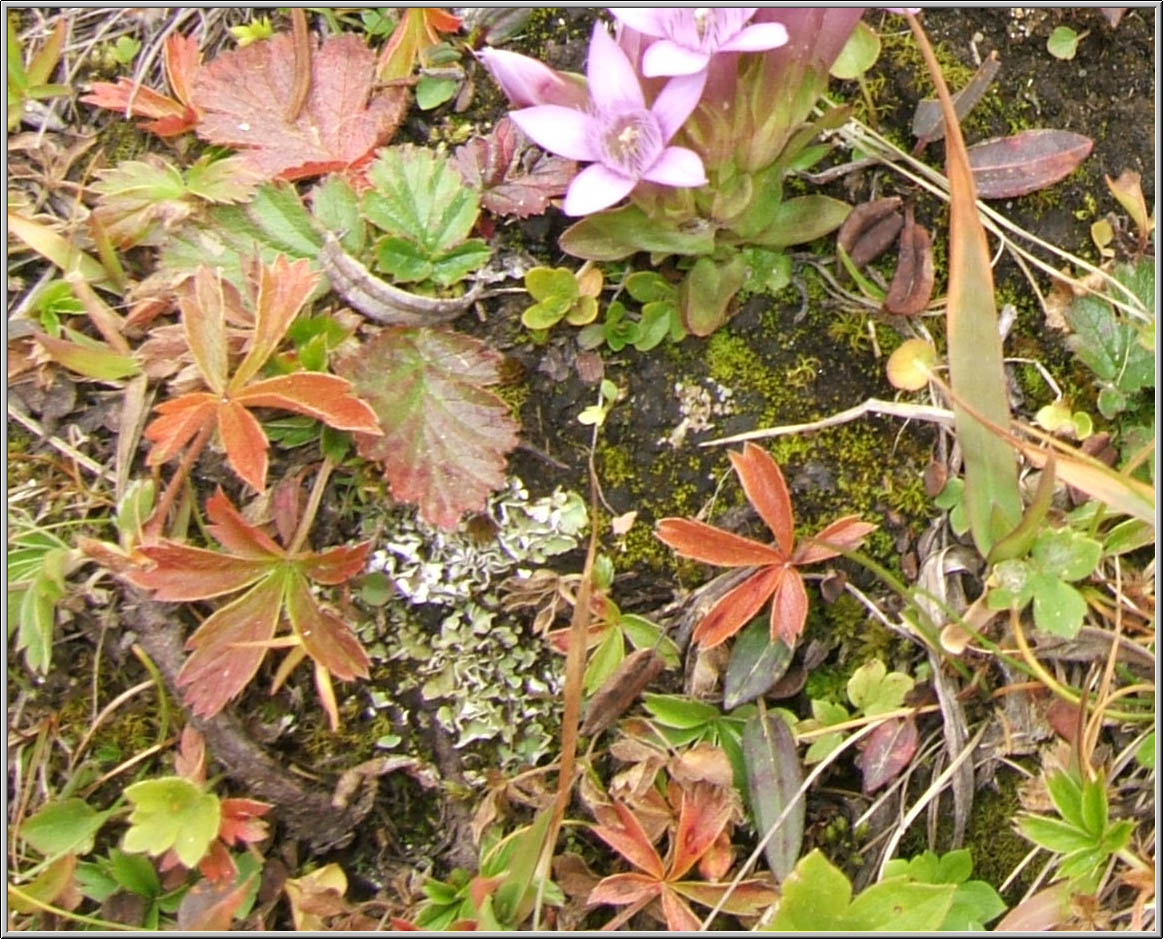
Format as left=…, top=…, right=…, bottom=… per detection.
left=830, top=21, right=882, bottom=80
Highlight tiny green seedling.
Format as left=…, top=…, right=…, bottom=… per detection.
left=1047, top=25, right=1089, bottom=61
left=521, top=263, right=602, bottom=330
left=577, top=378, right=618, bottom=427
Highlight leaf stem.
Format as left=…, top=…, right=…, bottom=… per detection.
left=143, top=421, right=214, bottom=541
left=288, top=456, right=335, bottom=555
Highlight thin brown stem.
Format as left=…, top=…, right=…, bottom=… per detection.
left=143, top=421, right=214, bottom=541
left=288, top=456, right=335, bottom=555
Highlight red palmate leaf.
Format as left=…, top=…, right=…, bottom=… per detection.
left=587, top=872, right=660, bottom=907
left=218, top=798, right=271, bottom=846
left=670, top=783, right=735, bottom=881
left=792, top=516, right=878, bottom=565
left=335, top=327, right=520, bottom=529
left=655, top=518, right=784, bottom=567
left=454, top=117, right=575, bottom=219
left=284, top=576, right=370, bottom=681
left=81, top=33, right=200, bottom=136
left=728, top=443, right=795, bottom=555
left=191, top=33, right=408, bottom=182
left=231, top=255, right=320, bottom=389
left=769, top=567, right=809, bottom=646
left=144, top=393, right=218, bottom=465
left=217, top=398, right=270, bottom=492
left=660, top=889, right=702, bottom=931
left=204, top=487, right=284, bottom=558
left=130, top=543, right=271, bottom=601
left=232, top=373, right=383, bottom=433
left=590, top=801, right=666, bottom=880
left=692, top=565, right=784, bottom=649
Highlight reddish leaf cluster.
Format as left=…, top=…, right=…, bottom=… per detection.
left=657, top=443, right=876, bottom=648
left=131, top=488, right=371, bottom=728
left=81, top=33, right=201, bottom=136
left=455, top=117, right=576, bottom=219
left=143, top=254, right=381, bottom=493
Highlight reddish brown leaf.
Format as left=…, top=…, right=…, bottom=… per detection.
left=655, top=518, right=785, bottom=567
left=836, top=196, right=904, bottom=267
left=660, top=888, right=702, bottom=931
left=191, top=33, right=407, bottom=181
left=177, top=873, right=255, bottom=930
left=218, top=798, right=271, bottom=846
left=131, top=544, right=270, bottom=601
left=177, top=575, right=285, bottom=718
left=729, top=443, right=795, bottom=555
left=81, top=33, right=200, bottom=137
left=298, top=542, right=372, bottom=585
left=968, top=129, right=1094, bottom=200
left=179, top=268, right=230, bottom=394
left=693, top=566, right=784, bottom=649
left=284, top=576, right=370, bottom=681
left=232, top=255, right=319, bottom=388
left=769, top=567, right=808, bottom=645
left=581, top=649, right=666, bottom=738
left=858, top=716, right=919, bottom=793
left=175, top=725, right=207, bottom=783
left=454, top=117, right=575, bottom=219
left=669, top=877, right=780, bottom=916
left=217, top=398, right=270, bottom=492
left=670, top=783, right=734, bottom=881
left=590, top=802, right=666, bottom=880
left=883, top=205, right=934, bottom=316
left=195, top=839, right=238, bottom=886
left=587, top=872, right=660, bottom=907
left=335, top=327, right=520, bottom=529
left=793, top=516, right=878, bottom=565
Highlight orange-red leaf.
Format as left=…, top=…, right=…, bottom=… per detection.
left=204, top=487, right=284, bottom=558
left=590, top=802, right=665, bottom=880
left=218, top=798, right=271, bottom=846
left=660, top=888, right=702, bottom=931
left=177, top=575, right=285, bottom=717
left=192, top=33, right=407, bottom=182
left=670, top=783, right=735, bottom=881
left=144, top=393, right=217, bottom=465
left=179, top=267, right=230, bottom=394
left=164, top=32, right=201, bottom=108
left=770, top=567, right=809, bottom=646
left=692, top=565, right=783, bottom=649
left=656, top=518, right=785, bottom=568
left=730, top=443, right=795, bottom=555
left=233, top=373, right=381, bottom=434
left=298, top=541, right=372, bottom=585
left=587, top=872, right=661, bottom=907
left=793, top=516, right=878, bottom=565
left=284, top=575, right=370, bottom=681
left=668, top=878, right=780, bottom=915
left=232, top=255, right=319, bottom=387
left=217, top=398, right=270, bottom=492
left=131, top=543, right=271, bottom=601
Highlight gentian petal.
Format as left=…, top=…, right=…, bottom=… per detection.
left=475, top=47, right=589, bottom=108
left=586, top=22, right=644, bottom=114
left=563, top=163, right=636, bottom=216
left=607, top=9, right=668, bottom=39
left=508, top=105, right=601, bottom=162
left=641, top=146, right=706, bottom=187
left=642, top=40, right=711, bottom=77
left=650, top=72, right=706, bottom=140
left=718, top=21, right=789, bottom=53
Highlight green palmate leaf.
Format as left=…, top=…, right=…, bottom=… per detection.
left=846, top=659, right=913, bottom=717
left=106, top=848, right=161, bottom=898
left=246, top=182, right=324, bottom=257
left=749, top=195, right=851, bottom=248
left=882, top=849, right=1006, bottom=929
left=429, top=239, right=491, bottom=286
left=310, top=175, right=365, bottom=254
left=183, top=155, right=265, bottom=204
left=559, top=203, right=716, bottom=261
left=618, top=614, right=680, bottom=667
left=336, top=327, right=519, bottom=529
left=1045, top=771, right=1085, bottom=829
left=123, top=777, right=221, bottom=868
left=21, top=797, right=107, bottom=858
left=364, top=145, right=480, bottom=254
left=90, top=156, right=189, bottom=247
left=766, top=849, right=956, bottom=931
left=742, top=708, right=804, bottom=881
left=375, top=235, right=433, bottom=282
left=723, top=616, right=794, bottom=710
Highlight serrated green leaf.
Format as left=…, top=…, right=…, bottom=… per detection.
left=21, top=798, right=106, bottom=858
left=847, top=659, right=914, bottom=717
left=765, top=849, right=852, bottom=930
left=803, top=732, right=845, bottom=765
left=1018, top=814, right=1095, bottom=855
left=123, top=777, right=221, bottom=868
left=723, top=616, right=794, bottom=710
left=310, top=175, right=365, bottom=254
left=1045, top=771, right=1085, bottom=829
left=246, top=182, right=324, bottom=257
left=945, top=878, right=1007, bottom=929
left=845, top=877, right=956, bottom=930
left=107, top=848, right=162, bottom=898
left=184, top=156, right=264, bottom=204
left=375, top=235, right=432, bottom=282
left=429, top=239, right=491, bottom=286
left=364, top=146, right=480, bottom=255
left=1078, top=773, right=1108, bottom=836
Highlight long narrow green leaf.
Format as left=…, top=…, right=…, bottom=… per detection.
left=907, top=16, right=1021, bottom=553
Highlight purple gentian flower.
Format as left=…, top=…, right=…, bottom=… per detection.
left=508, top=22, right=706, bottom=216
left=474, top=47, right=589, bottom=109
left=610, top=8, right=788, bottom=79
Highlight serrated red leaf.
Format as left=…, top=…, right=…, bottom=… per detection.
left=858, top=716, right=919, bottom=794
left=590, top=802, right=666, bottom=880
left=179, top=267, right=230, bottom=394
left=284, top=576, right=370, bottom=681
left=81, top=33, right=200, bottom=137
left=692, top=566, right=784, bottom=649
left=191, top=33, right=408, bottom=182
left=729, top=443, right=795, bottom=555
left=335, top=327, right=519, bottom=529
left=793, top=515, right=877, bottom=565
left=233, top=373, right=381, bottom=434
left=217, top=398, right=270, bottom=492
left=298, top=541, right=372, bottom=585
left=656, top=518, right=784, bottom=567
left=770, top=567, right=809, bottom=645
left=132, top=543, right=271, bottom=600
left=660, top=888, right=702, bottom=931
left=144, top=393, right=218, bottom=465
left=670, top=783, right=734, bottom=881
left=454, top=117, right=575, bottom=219
left=204, top=487, right=284, bottom=558
left=177, top=575, right=286, bottom=717
left=218, top=798, right=271, bottom=846
left=232, top=255, right=319, bottom=388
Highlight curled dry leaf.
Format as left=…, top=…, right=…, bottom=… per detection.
left=883, top=205, right=934, bottom=316
left=580, top=648, right=666, bottom=738
left=836, top=196, right=904, bottom=267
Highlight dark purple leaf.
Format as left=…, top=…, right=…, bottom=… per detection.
left=883, top=205, right=934, bottom=316
left=742, top=710, right=803, bottom=882
left=858, top=716, right=919, bottom=794
left=968, top=129, right=1094, bottom=199
left=454, top=116, right=575, bottom=218
left=837, top=196, right=903, bottom=267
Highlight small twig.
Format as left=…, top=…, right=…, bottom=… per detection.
left=288, top=456, right=335, bottom=555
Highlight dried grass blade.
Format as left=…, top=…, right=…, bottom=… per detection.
left=285, top=9, right=311, bottom=122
